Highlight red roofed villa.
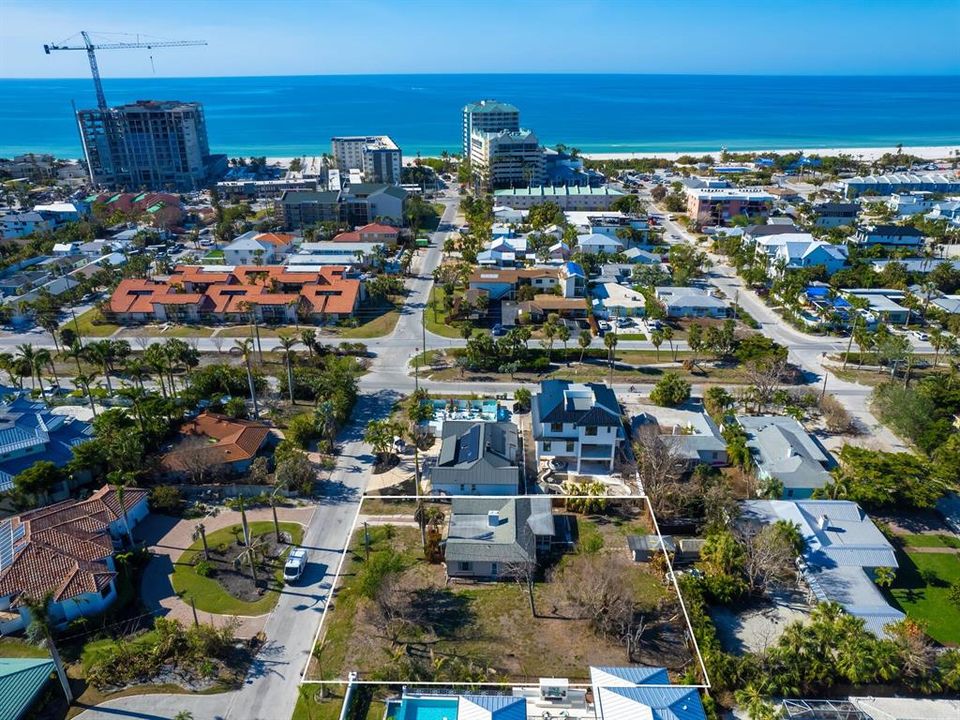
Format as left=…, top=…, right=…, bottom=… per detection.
left=0, top=485, right=150, bottom=635
left=331, top=222, right=400, bottom=245
left=108, top=264, right=363, bottom=325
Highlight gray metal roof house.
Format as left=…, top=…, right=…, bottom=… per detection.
left=429, top=421, right=520, bottom=496
left=740, top=499, right=903, bottom=637
left=445, top=497, right=555, bottom=579
left=736, top=415, right=834, bottom=498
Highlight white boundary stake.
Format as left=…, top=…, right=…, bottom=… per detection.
left=299, top=491, right=710, bottom=689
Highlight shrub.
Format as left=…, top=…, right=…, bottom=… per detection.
left=285, top=413, right=318, bottom=449
left=650, top=372, right=691, bottom=407
left=195, top=560, right=212, bottom=577
left=150, top=485, right=183, bottom=514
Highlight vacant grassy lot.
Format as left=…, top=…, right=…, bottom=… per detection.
left=64, top=308, right=119, bottom=337
left=336, top=300, right=401, bottom=339
left=889, top=549, right=960, bottom=645
left=424, top=286, right=465, bottom=338
left=311, top=506, right=680, bottom=683
left=171, top=521, right=304, bottom=616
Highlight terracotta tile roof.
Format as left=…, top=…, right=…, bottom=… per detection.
left=161, top=412, right=270, bottom=472
left=331, top=230, right=361, bottom=243
left=254, top=232, right=294, bottom=247
left=358, top=223, right=399, bottom=235
left=109, top=265, right=359, bottom=320
left=0, top=485, right=148, bottom=607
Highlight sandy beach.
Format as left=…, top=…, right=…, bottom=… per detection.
left=579, top=144, right=959, bottom=162
left=267, top=144, right=958, bottom=169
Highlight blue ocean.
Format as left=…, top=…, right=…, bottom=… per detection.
left=0, top=74, right=958, bottom=158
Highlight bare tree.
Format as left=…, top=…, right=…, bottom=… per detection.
left=735, top=522, right=798, bottom=594
left=633, top=425, right=688, bottom=520
left=743, top=357, right=787, bottom=413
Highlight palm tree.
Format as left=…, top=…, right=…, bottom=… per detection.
left=662, top=324, right=676, bottom=361
left=234, top=338, right=259, bottom=419
left=85, top=340, right=115, bottom=396
left=577, top=330, right=591, bottom=365
left=63, top=340, right=85, bottom=375
left=15, top=343, right=39, bottom=391
left=23, top=592, right=72, bottom=702
left=32, top=347, right=52, bottom=397
left=651, top=330, right=663, bottom=361
left=603, top=332, right=618, bottom=385
left=73, top=373, right=98, bottom=417
left=734, top=685, right=777, bottom=720
left=300, top=329, right=316, bottom=359
left=108, top=471, right=135, bottom=545
left=277, top=334, right=299, bottom=404
left=556, top=323, right=570, bottom=364
left=313, top=400, right=337, bottom=454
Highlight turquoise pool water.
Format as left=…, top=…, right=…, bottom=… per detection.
left=398, top=697, right=458, bottom=720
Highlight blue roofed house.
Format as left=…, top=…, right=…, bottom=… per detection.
left=0, top=395, right=94, bottom=497
left=458, top=694, right=527, bottom=720
left=0, top=657, right=57, bottom=720
left=740, top=499, right=904, bottom=637
left=428, top=421, right=521, bottom=496
left=591, top=665, right=707, bottom=720
left=531, top=380, right=624, bottom=477
left=736, top=415, right=835, bottom=498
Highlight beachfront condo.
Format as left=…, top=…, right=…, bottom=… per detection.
left=76, top=100, right=227, bottom=192
left=330, top=135, right=402, bottom=184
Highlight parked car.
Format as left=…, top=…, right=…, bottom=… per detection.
left=492, top=323, right=505, bottom=336
left=598, top=321, right=611, bottom=332
left=911, top=331, right=930, bottom=341
left=283, top=548, right=307, bottom=584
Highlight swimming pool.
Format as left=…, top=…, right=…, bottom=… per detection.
left=397, top=697, right=459, bottom=720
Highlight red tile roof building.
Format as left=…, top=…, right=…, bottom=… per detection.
left=161, top=412, right=271, bottom=477
left=0, top=486, right=149, bottom=633
left=107, top=264, right=362, bottom=325
left=331, top=222, right=400, bottom=244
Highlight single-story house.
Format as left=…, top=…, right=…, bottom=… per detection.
left=736, top=415, right=834, bottom=498
left=635, top=410, right=728, bottom=469
left=160, top=412, right=271, bottom=479
left=654, top=286, right=730, bottom=318
left=739, top=500, right=903, bottom=637
left=591, top=282, right=647, bottom=319
left=445, top=497, right=555, bottom=579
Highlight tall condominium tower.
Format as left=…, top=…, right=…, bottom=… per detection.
left=330, top=135, right=403, bottom=184
left=77, top=100, right=227, bottom=191
left=461, top=100, right=520, bottom=158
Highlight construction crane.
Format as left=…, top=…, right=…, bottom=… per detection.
left=44, top=31, right=206, bottom=112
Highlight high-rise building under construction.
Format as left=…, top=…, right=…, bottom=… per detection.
left=77, top=99, right=226, bottom=191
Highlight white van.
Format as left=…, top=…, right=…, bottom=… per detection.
left=283, top=548, right=307, bottom=583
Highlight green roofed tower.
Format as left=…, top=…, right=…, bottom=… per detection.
left=462, top=99, right=520, bottom=158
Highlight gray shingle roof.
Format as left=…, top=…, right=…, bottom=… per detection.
left=534, top=380, right=621, bottom=427
left=445, top=497, right=554, bottom=565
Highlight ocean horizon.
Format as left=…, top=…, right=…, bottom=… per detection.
left=1, top=73, right=958, bottom=159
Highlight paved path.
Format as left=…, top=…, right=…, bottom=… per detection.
left=138, top=506, right=316, bottom=638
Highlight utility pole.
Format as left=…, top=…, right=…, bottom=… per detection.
left=363, top=521, right=370, bottom=561
left=190, top=596, right=199, bottom=627
left=414, top=346, right=420, bottom=392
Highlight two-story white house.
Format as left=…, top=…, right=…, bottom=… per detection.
left=0, top=485, right=150, bottom=636
left=222, top=232, right=294, bottom=265
left=531, top=380, right=624, bottom=477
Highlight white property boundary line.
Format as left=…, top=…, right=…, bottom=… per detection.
left=298, top=493, right=711, bottom=690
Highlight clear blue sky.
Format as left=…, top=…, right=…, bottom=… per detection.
left=1, top=0, right=958, bottom=78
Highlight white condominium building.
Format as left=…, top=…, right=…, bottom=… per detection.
left=330, top=135, right=402, bottom=184
left=469, top=128, right=545, bottom=190
left=461, top=99, right=520, bottom=158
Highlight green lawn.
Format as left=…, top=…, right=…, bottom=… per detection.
left=900, top=534, right=960, bottom=549
left=217, top=325, right=299, bottom=338
left=63, top=308, right=119, bottom=337
left=119, top=324, right=215, bottom=338
left=889, top=549, right=960, bottom=645
left=424, top=286, right=467, bottom=338
left=171, top=521, right=304, bottom=616
left=337, top=301, right=401, bottom=338
left=616, top=333, right=648, bottom=341
left=0, top=638, right=49, bottom=658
